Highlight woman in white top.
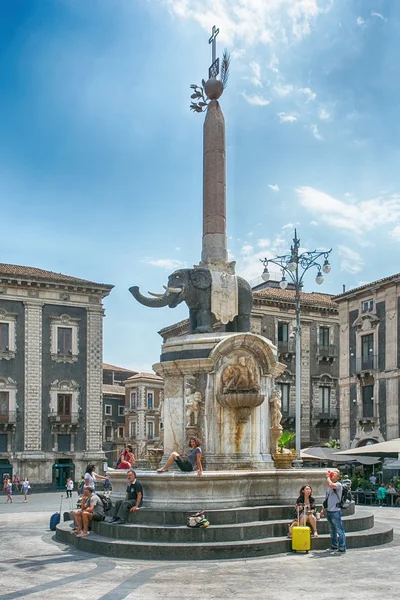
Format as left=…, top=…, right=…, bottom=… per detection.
left=84, top=464, right=106, bottom=490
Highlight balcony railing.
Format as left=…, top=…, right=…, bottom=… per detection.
left=355, top=356, right=378, bottom=372
left=48, top=412, right=79, bottom=424
left=317, top=345, right=338, bottom=358
left=0, top=411, right=17, bottom=424
left=277, top=341, right=296, bottom=354
left=314, top=409, right=339, bottom=420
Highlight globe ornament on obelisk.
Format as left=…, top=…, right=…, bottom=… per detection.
left=190, top=26, right=231, bottom=274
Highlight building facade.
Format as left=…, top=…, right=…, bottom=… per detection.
left=124, top=373, right=163, bottom=460
left=334, top=273, right=400, bottom=448
left=159, top=284, right=340, bottom=447
left=102, top=363, right=136, bottom=467
left=0, top=263, right=113, bottom=485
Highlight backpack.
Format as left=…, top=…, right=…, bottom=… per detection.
left=335, top=483, right=352, bottom=509
left=96, top=492, right=112, bottom=512
left=186, top=510, right=210, bottom=528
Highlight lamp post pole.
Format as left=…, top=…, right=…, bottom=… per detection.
left=260, top=230, right=332, bottom=464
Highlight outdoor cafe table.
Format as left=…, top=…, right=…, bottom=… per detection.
left=386, top=492, right=399, bottom=507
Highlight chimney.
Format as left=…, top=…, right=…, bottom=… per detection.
left=342, top=284, right=346, bottom=293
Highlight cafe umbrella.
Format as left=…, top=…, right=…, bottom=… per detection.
left=334, top=438, right=400, bottom=459
left=301, top=446, right=379, bottom=465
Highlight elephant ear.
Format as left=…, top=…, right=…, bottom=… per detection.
left=190, top=269, right=212, bottom=290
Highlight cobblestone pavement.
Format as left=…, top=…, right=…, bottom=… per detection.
left=1, top=492, right=400, bottom=599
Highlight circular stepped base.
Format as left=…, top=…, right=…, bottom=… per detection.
left=56, top=504, right=393, bottom=561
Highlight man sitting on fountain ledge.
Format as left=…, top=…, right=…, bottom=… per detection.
left=111, top=470, right=143, bottom=525
left=157, top=437, right=203, bottom=477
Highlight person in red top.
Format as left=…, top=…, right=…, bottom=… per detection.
left=117, top=445, right=135, bottom=469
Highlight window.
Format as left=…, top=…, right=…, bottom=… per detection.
left=0, top=392, right=9, bottom=417
left=130, top=391, right=137, bottom=409
left=0, top=433, right=7, bottom=452
left=278, top=322, right=289, bottom=342
left=0, top=323, right=9, bottom=352
left=57, top=394, right=71, bottom=417
left=57, top=327, right=72, bottom=355
left=362, top=299, right=374, bottom=313
left=130, top=422, right=136, bottom=439
left=147, top=392, right=154, bottom=409
left=319, top=326, right=330, bottom=348
left=118, top=427, right=124, bottom=438
left=118, top=406, right=125, bottom=416
left=279, top=383, right=290, bottom=413
left=147, top=421, right=154, bottom=440
left=319, top=386, right=331, bottom=414
left=105, top=425, right=112, bottom=439
left=362, top=385, right=374, bottom=418
left=58, top=434, right=71, bottom=452
left=361, top=334, right=374, bottom=369
left=104, top=405, right=112, bottom=416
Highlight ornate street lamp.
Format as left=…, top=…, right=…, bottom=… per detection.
left=260, top=229, right=332, bottom=465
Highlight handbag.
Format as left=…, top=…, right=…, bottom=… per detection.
left=323, top=498, right=328, bottom=509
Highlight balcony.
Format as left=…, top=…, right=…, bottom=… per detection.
left=281, top=408, right=295, bottom=426
left=48, top=412, right=79, bottom=425
left=313, top=409, right=338, bottom=426
left=355, top=356, right=378, bottom=374
left=316, top=345, right=338, bottom=364
left=0, top=411, right=17, bottom=430
left=125, top=406, right=138, bottom=415
left=277, top=341, right=295, bottom=361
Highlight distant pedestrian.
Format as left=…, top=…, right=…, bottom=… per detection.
left=377, top=483, right=387, bottom=507
left=4, top=477, right=12, bottom=503
left=13, top=475, right=20, bottom=493
left=66, top=478, right=74, bottom=498
left=22, top=478, right=30, bottom=503
left=369, top=474, right=377, bottom=486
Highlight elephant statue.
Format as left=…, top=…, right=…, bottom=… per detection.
left=129, top=268, right=253, bottom=334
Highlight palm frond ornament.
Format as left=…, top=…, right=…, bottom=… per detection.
left=190, top=25, right=230, bottom=113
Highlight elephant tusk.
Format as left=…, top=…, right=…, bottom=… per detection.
left=163, top=285, right=183, bottom=294
left=148, top=291, right=165, bottom=298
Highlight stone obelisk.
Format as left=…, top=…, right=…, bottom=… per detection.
left=200, top=26, right=232, bottom=274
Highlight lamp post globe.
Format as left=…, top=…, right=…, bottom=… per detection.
left=262, top=268, right=270, bottom=282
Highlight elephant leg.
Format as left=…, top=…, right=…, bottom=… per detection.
left=194, top=309, right=213, bottom=333
left=189, top=309, right=197, bottom=334
left=236, top=313, right=251, bottom=333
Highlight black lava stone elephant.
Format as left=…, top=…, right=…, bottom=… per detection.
left=129, top=268, right=253, bottom=334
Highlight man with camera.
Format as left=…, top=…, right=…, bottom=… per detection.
left=320, top=469, right=346, bottom=553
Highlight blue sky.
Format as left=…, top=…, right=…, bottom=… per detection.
left=2, top=0, right=400, bottom=370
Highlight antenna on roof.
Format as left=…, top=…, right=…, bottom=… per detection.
left=343, top=284, right=346, bottom=293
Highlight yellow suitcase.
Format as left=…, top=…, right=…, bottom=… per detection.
left=291, top=525, right=311, bottom=552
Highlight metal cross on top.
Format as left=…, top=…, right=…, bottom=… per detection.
left=208, top=25, right=220, bottom=79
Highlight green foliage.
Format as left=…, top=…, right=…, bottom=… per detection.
left=324, top=439, right=341, bottom=449
left=277, top=431, right=296, bottom=453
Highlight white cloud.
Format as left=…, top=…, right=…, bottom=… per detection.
left=268, top=184, right=280, bottom=192
left=299, top=87, right=316, bottom=101
left=318, top=107, right=330, bottom=120
left=297, top=187, right=400, bottom=238
left=274, top=83, right=294, bottom=96
left=249, top=60, right=262, bottom=86
left=144, top=258, right=186, bottom=270
left=311, top=123, right=323, bottom=140
left=356, top=16, right=365, bottom=26
left=278, top=112, right=297, bottom=123
left=310, top=220, right=318, bottom=226
left=164, top=0, right=332, bottom=47
left=282, top=223, right=295, bottom=230
left=235, top=233, right=290, bottom=281
left=268, top=54, right=280, bottom=73
left=231, top=48, right=246, bottom=59
left=257, top=238, right=270, bottom=248
left=338, top=245, right=364, bottom=274
left=371, top=12, right=386, bottom=21
left=242, top=92, right=270, bottom=106
left=391, top=226, right=400, bottom=240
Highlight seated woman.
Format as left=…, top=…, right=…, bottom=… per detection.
left=117, top=445, right=135, bottom=470
left=288, top=484, right=318, bottom=539
left=157, top=437, right=203, bottom=477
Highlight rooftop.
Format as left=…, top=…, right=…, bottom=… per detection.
left=334, top=272, right=400, bottom=301
left=0, top=263, right=113, bottom=290
left=253, top=287, right=338, bottom=309
left=103, top=363, right=137, bottom=373
left=102, top=384, right=126, bottom=396
left=126, top=372, right=163, bottom=382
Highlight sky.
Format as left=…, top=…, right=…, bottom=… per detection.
left=1, top=0, right=400, bottom=371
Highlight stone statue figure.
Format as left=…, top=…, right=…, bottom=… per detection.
left=221, top=356, right=259, bottom=393
left=129, top=267, right=253, bottom=334
left=186, top=391, right=201, bottom=428
left=269, top=389, right=283, bottom=454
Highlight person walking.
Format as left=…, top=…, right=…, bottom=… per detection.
left=22, top=478, right=30, bottom=503
left=13, top=475, right=20, bottom=493
left=4, top=477, right=12, bottom=503
left=66, top=478, right=74, bottom=498
left=111, top=470, right=143, bottom=525
left=321, top=469, right=346, bottom=553
left=377, top=483, right=387, bottom=507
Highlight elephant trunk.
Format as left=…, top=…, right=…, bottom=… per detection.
left=129, top=286, right=170, bottom=308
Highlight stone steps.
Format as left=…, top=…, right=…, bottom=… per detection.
left=56, top=521, right=393, bottom=561
left=91, top=513, right=373, bottom=543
